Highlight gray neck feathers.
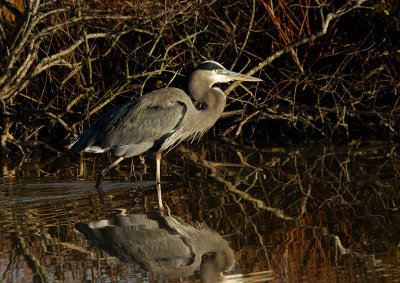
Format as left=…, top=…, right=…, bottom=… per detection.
left=188, top=70, right=226, bottom=125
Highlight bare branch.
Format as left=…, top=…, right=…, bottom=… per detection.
left=225, top=0, right=368, bottom=95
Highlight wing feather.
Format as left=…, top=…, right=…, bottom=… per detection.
left=69, top=88, right=188, bottom=154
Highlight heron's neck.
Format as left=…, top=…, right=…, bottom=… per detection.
left=188, top=78, right=226, bottom=119
left=203, top=87, right=226, bottom=116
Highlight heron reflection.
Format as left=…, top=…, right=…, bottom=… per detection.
left=75, top=211, right=234, bottom=281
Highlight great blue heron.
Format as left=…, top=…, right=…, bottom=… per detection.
left=75, top=211, right=235, bottom=281
left=69, top=61, right=262, bottom=208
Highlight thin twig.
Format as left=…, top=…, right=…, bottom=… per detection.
left=225, top=0, right=368, bottom=95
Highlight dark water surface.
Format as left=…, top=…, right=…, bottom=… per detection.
left=1, top=139, right=400, bottom=282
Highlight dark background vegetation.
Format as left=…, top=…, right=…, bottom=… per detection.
left=0, top=0, right=399, bottom=155
left=1, top=2, right=400, bottom=280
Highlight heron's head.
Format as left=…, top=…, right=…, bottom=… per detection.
left=192, top=61, right=263, bottom=87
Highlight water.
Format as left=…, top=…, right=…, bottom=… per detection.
left=0, top=139, right=400, bottom=282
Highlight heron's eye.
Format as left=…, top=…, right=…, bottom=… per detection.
left=215, top=69, right=220, bottom=73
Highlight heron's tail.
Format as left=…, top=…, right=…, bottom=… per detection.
left=68, top=128, right=94, bottom=153
left=69, top=128, right=108, bottom=154
left=68, top=136, right=84, bottom=153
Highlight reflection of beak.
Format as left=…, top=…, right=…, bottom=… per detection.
left=220, top=70, right=263, bottom=82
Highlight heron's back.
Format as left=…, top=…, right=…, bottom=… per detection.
left=69, top=88, right=193, bottom=157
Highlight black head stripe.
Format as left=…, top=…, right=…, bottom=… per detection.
left=195, top=61, right=226, bottom=71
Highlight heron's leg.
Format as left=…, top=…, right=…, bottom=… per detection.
left=155, top=153, right=164, bottom=210
left=156, top=153, right=161, bottom=184
left=95, top=156, right=125, bottom=187
left=156, top=183, right=164, bottom=210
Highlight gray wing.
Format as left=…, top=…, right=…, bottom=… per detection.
left=69, top=88, right=188, bottom=156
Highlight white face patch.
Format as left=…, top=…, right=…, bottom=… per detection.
left=206, top=70, right=233, bottom=88
left=215, top=72, right=233, bottom=83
